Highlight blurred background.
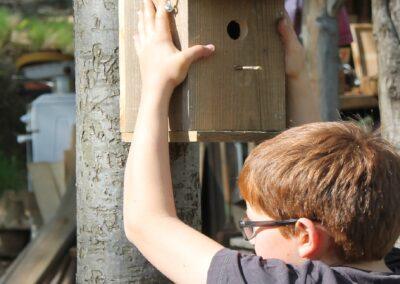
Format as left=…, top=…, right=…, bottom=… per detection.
left=0, top=0, right=75, bottom=281
left=0, top=0, right=390, bottom=282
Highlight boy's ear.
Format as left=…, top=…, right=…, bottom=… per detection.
left=295, top=218, right=329, bottom=260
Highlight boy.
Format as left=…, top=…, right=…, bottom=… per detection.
left=123, top=1, right=400, bottom=283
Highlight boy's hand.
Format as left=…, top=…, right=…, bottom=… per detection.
left=135, top=0, right=215, bottom=103
left=278, top=16, right=306, bottom=79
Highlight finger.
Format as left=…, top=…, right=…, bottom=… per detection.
left=155, top=1, right=171, bottom=36
left=138, top=10, right=145, bottom=40
left=182, top=44, right=215, bottom=66
left=278, top=18, right=292, bottom=46
left=278, top=14, right=297, bottom=47
left=144, top=0, right=155, bottom=34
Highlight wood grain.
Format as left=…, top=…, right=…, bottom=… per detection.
left=1, top=185, right=75, bottom=284
left=119, top=0, right=140, bottom=134
left=28, top=163, right=62, bottom=224
left=339, top=94, right=378, bottom=110
left=350, top=24, right=378, bottom=80
left=119, top=0, right=285, bottom=141
left=122, top=130, right=279, bottom=143
left=188, top=0, right=285, bottom=131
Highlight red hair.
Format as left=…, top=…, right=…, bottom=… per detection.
left=239, top=122, right=400, bottom=262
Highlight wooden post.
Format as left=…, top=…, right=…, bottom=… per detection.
left=372, top=0, right=400, bottom=150
left=74, top=0, right=201, bottom=281
left=302, top=0, right=345, bottom=121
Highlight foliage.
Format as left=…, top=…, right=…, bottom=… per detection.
left=15, top=16, right=74, bottom=54
left=0, top=59, right=28, bottom=194
left=0, top=7, right=74, bottom=56
left=0, top=8, right=17, bottom=50
left=0, top=151, right=26, bottom=192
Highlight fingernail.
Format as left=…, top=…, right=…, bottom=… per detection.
left=205, top=44, right=215, bottom=52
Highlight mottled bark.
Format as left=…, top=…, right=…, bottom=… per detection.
left=302, top=0, right=344, bottom=121
left=74, top=0, right=200, bottom=282
left=372, top=1, right=400, bottom=150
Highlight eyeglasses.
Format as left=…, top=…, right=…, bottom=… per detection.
left=239, top=216, right=299, bottom=241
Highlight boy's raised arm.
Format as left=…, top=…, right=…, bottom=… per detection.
left=123, top=0, right=223, bottom=283
left=123, top=1, right=319, bottom=282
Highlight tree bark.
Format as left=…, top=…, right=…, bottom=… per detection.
left=74, top=0, right=201, bottom=282
left=302, top=0, right=345, bottom=121
left=372, top=0, right=400, bottom=150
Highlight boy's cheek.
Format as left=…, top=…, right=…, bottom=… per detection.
left=254, top=230, right=298, bottom=262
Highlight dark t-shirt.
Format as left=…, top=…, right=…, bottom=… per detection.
left=207, top=248, right=400, bottom=283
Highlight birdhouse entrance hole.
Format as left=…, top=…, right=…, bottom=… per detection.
left=227, top=20, right=248, bottom=40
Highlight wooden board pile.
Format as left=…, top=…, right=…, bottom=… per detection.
left=339, top=23, right=379, bottom=111
left=0, top=128, right=77, bottom=284
left=0, top=191, right=35, bottom=276
left=350, top=23, right=378, bottom=96
left=0, top=187, right=76, bottom=283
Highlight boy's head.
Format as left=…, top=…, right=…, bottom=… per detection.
left=239, top=122, right=400, bottom=264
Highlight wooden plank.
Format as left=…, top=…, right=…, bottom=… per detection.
left=188, top=0, right=285, bottom=131
left=350, top=23, right=378, bottom=95
left=360, top=76, right=378, bottom=96
left=64, top=149, right=75, bottom=189
left=64, top=124, right=76, bottom=192
left=350, top=24, right=378, bottom=80
left=28, top=163, right=62, bottom=224
left=22, top=191, right=43, bottom=230
left=49, top=163, right=66, bottom=197
left=0, top=186, right=76, bottom=284
left=119, top=0, right=285, bottom=141
left=122, top=131, right=279, bottom=143
left=340, top=94, right=378, bottom=110
left=119, top=0, right=139, bottom=135
left=60, top=255, right=76, bottom=284
left=48, top=247, right=76, bottom=284
left=48, top=253, right=71, bottom=284
left=0, top=243, right=29, bottom=279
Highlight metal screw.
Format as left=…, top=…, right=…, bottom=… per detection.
left=234, top=65, right=263, bottom=71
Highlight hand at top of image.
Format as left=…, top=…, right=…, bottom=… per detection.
left=134, top=0, right=215, bottom=104
left=278, top=14, right=306, bottom=79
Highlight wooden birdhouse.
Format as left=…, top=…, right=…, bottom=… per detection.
left=119, top=0, right=286, bottom=142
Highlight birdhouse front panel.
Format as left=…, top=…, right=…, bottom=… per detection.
left=120, top=0, right=286, bottom=142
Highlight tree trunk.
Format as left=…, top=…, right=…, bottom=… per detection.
left=372, top=1, right=400, bottom=150
left=302, top=0, right=344, bottom=121
left=74, top=0, right=201, bottom=282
